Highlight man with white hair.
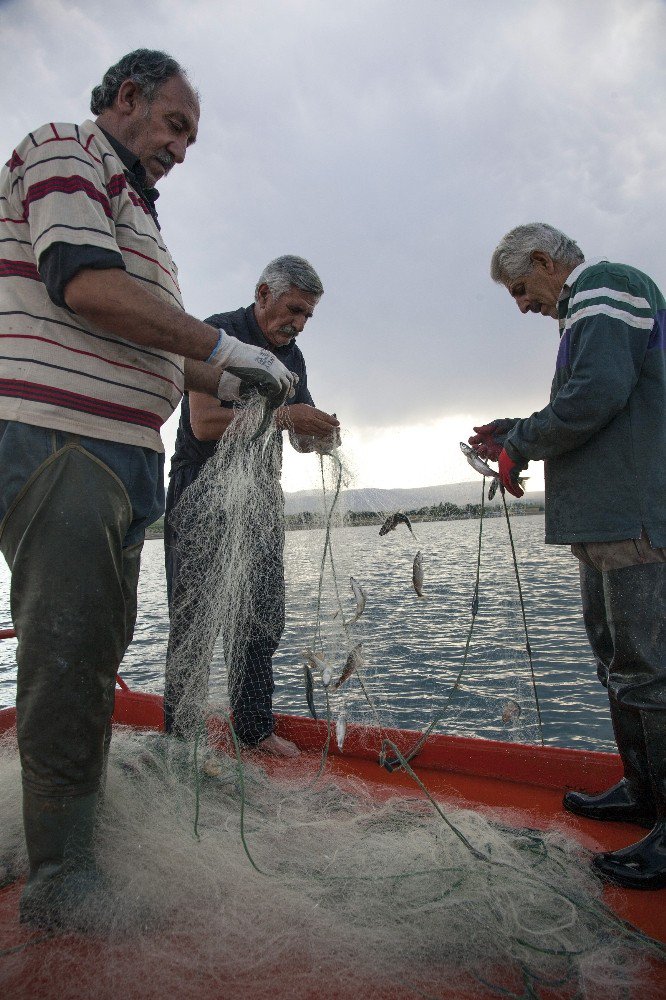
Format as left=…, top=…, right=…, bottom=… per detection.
left=164, top=255, right=340, bottom=756
left=469, top=223, right=666, bottom=890
left=0, top=48, right=295, bottom=929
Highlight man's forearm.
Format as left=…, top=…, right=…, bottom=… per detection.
left=64, top=268, right=218, bottom=361
left=184, top=358, right=224, bottom=395
left=189, top=391, right=236, bottom=441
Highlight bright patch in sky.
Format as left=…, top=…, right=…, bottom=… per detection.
left=280, top=415, right=546, bottom=494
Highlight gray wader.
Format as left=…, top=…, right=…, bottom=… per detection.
left=1, top=442, right=140, bottom=928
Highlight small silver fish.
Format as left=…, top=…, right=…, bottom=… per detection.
left=303, top=648, right=326, bottom=671
left=349, top=576, right=366, bottom=624
left=249, top=373, right=296, bottom=445
left=334, top=643, right=364, bottom=689
left=301, top=649, right=333, bottom=687
left=303, top=649, right=332, bottom=688
left=379, top=511, right=416, bottom=538
left=336, top=713, right=347, bottom=750
left=201, top=756, right=223, bottom=778
left=501, top=700, right=522, bottom=725
left=488, top=477, right=499, bottom=501
left=470, top=583, right=479, bottom=616
left=303, top=663, right=317, bottom=720
left=412, top=550, right=425, bottom=598
left=459, top=441, right=499, bottom=480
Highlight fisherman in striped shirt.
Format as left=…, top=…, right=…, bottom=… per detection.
left=469, top=222, right=666, bottom=891
left=0, top=49, right=296, bottom=931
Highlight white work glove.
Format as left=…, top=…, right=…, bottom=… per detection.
left=208, top=330, right=297, bottom=405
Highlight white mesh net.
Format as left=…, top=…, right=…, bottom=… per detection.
left=1, top=725, right=664, bottom=998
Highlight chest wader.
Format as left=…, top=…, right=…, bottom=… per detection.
left=1, top=444, right=136, bottom=929
left=565, top=561, right=666, bottom=889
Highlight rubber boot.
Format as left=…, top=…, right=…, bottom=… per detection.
left=19, top=788, right=109, bottom=931
left=564, top=697, right=655, bottom=826
left=592, top=711, right=666, bottom=889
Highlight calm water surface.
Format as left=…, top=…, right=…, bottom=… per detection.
left=0, top=514, right=614, bottom=751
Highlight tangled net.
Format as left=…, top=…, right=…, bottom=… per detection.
left=1, top=724, right=665, bottom=1000
left=165, top=401, right=389, bottom=746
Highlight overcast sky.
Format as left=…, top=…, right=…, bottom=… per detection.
left=2, top=0, right=665, bottom=493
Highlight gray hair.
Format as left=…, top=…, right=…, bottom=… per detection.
left=490, top=223, right=584, bottom=285
left=90, top=49, right=188, bottom=115
left=255, top=255, right=324, bottom=302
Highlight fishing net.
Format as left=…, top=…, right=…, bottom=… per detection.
left=1, top=400, right=665, bottom=998
left=278, top=467, right=548, bottom=751
left=0, top=724, right=665, bottom=1000
left=165, top=400, right=288, bottom=743
left=164, top=399, right=394, bottom=749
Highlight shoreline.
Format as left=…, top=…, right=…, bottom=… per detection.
left=145, top=505, right=544, bottom=541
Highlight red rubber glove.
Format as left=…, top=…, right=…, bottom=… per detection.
left=498, top=448, right=525, bottom=498
left=468, top=419, right=516, bottom=461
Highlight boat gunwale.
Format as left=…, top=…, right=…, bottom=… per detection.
left=0, top=687, right=622, bottom=794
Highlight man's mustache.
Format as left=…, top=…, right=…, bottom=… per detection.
left=155, top=151, right=175, bottom=174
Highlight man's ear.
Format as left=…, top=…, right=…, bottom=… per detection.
left=530, top=250, right=555, bottom=273
left=116, top=79, right=143, bottom=117
left=256, top=283, right=272, bottom=308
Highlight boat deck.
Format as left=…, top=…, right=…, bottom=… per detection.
left=1, top=690, right=665, bottom=998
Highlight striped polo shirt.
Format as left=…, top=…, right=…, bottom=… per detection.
left=0, top=119, right=185, bottom=452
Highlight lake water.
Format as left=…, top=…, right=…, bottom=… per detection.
left=0, top=513, right=615, bottom=751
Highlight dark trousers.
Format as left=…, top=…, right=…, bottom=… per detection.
left=164, top=463, right=285, bottom=745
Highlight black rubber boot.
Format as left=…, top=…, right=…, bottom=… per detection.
left=19, top=789, right=109, bottom=931
left=564, top=698, right=655, bottom=826
left=592, top=711, right=666, bottom=889
left=564, top=784, right=655, bottom=827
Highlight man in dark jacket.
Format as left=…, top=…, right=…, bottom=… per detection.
left=164, top=255, right=340, bottom=756
left=470, top=222, right=666, bottom=890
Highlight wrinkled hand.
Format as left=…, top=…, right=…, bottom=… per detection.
left=285, top=405, right=341, bottom=454
left=498, top=448, right=525, bottom=498
left=469, top=418, right=517, bottom=461
left=210, top=330, right=297, bottom=404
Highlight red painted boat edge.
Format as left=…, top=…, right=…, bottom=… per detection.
left=0, top=687, right=622, bottom=795
left=274, top=712, right=623, bottom=793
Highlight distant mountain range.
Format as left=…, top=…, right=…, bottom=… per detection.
left=283, top=481, right=545, bottom=515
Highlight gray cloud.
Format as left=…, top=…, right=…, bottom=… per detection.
left=1, top=0, right=665, bottom=479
